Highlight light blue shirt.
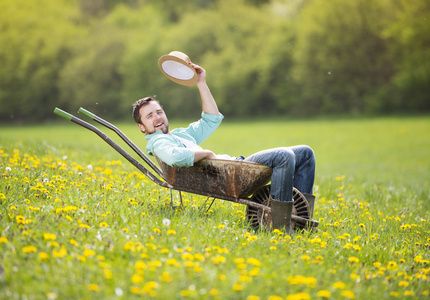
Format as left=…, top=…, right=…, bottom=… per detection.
left=145, top=112, right=224, bottom=167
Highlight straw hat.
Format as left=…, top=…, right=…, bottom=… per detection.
left=158, top=51, right=197, bottom=86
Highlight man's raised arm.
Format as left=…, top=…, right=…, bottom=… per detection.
left=190, top=62, right=220, bottom=116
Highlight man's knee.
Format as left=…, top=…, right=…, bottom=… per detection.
left=276, top=147, right=295, bottom=166
left=303, top=145, right=315, bottom=160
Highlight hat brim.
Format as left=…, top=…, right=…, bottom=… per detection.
left=158, top=55, right=197, bottom=86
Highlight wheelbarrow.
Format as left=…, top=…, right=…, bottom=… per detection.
left=53, top=107, right=318, bottom=231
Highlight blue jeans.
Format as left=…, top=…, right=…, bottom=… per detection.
left=244, top=146, right=315, bottom=202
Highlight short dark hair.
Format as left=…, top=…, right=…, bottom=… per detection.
left=132, top=96, right=160, bottom=124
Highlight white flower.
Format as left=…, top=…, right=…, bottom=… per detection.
left=87, top=164, right=93, bottom=170
left=5, top=167, right=11, bottom=172
left=162, top=218, right=171, bottom=226
left=115, top=288, right=123, bottom=296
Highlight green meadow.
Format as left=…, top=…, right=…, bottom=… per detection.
left=1, top=116, right=429, bottom=299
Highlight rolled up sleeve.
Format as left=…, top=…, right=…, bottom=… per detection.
left=151, top=138, right=195, bottom=167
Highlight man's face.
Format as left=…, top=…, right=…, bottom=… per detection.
left=137, top=101, right=169, bottom=134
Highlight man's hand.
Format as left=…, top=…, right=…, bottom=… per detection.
left=193, top=149, right=217, bottom=162
left=189, top=62, right=206, bottom=84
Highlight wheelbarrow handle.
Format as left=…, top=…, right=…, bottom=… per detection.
left=53, top=107, right=169, bottom=188
left=54, top=108, right=73, bottom=121
left=78, top=107, right=96, bottom=120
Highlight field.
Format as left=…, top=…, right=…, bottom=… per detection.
left=1, top=116, right=429, bottom=299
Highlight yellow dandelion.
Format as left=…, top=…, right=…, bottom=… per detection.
left=333, top=281, right=345, bottom=289
left=135, top=260, right=147, bottom=270
left=247, top=296, right=260, bottom=300
left=341, top=290, right=355, bottom=299
left=301, top=255, right=311, bottom=260
left=87, top=284, right=100, bottom=292
left=387, top=261, right=398, bottom=270
left=131, top=274, right=143, bottom=284
left=99, top=222, right=108, bottom=228
left=43, top=233, right=56, bottom=240
left=219, top=274, right=227, bottom=281
left=404, top=291, right=414, bottom=296
left=52, top=248, right=67, bottom=258
left=49, top=241, right=60, bottom=248
left=398, top=280, right=409, bottom=287
left=210, top=289, right=218, bottom=296
left=247, top=257, right=261, bottom=266
left=76, top=254, right=86, bottom=262
left=232, top=283, right=244, bottom=291
left=212, top=256, right=226, bottom=264
left=23, top=245, right=37, bottom=253
left=38, top=252, right=49, bottom=260
left=249, top=268, right=260, bottom=276
left=348, top=256, right=359, bottom=263
left=130, top=286, right=141, bottom=294
left=160, top=272, right=173, bottom=283
left=46, top=292, right=57, bottom=299
left=104, top=268, right=112, bottom=279
left=287, top=292, right=311, bottom=300
left=83, top=248, right=96, bottom=257
left=0, top=237, right=8, bottom=243
left=167, top=229, right=176, bottom=235
left=317, top=290, right=331, bottom=298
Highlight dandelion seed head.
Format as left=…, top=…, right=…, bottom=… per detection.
left=115, top=288, right=123, bottom=296
left=162, top=218, right=171, bottom=226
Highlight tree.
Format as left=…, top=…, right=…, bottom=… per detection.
left=292, top=0, right=394, bottom=115
left=0, top=0, right=83, bottom=122
left=380, top=0, right=430, bottom=112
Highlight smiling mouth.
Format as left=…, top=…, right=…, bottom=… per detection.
left=155, top=123, right=163, bottom=128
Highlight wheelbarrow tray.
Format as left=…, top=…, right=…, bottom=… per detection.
left=156, top=158, right=273, bottom=198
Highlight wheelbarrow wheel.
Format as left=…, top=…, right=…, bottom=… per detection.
left=245, top=185, right=311, bottom=230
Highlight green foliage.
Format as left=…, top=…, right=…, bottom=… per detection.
left=0, top=0, right=429, bottom=123
left=0, top=0, right=83, bottom=122
left=380, top=0, right=430, bottom=112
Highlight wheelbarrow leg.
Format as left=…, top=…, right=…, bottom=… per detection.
left=303, top=193, right=315, bottom=219
left=169, top=189, right=184, bottom=211
left=271, top=199, right=293, bottom=234
left=199, top=197, right=216, bottom=213
left=178, top=191, right=184, bottom=209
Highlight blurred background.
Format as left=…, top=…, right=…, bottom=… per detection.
left=0, top=0, right=429, bottom=123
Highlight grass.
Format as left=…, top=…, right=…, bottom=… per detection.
left=0, top=115, right=429, bottom=299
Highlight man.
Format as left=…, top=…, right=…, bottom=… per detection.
left=132, top=62, right=315, bottom=231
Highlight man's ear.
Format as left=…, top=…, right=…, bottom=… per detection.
left=137, top=123, right=145, bottom=133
